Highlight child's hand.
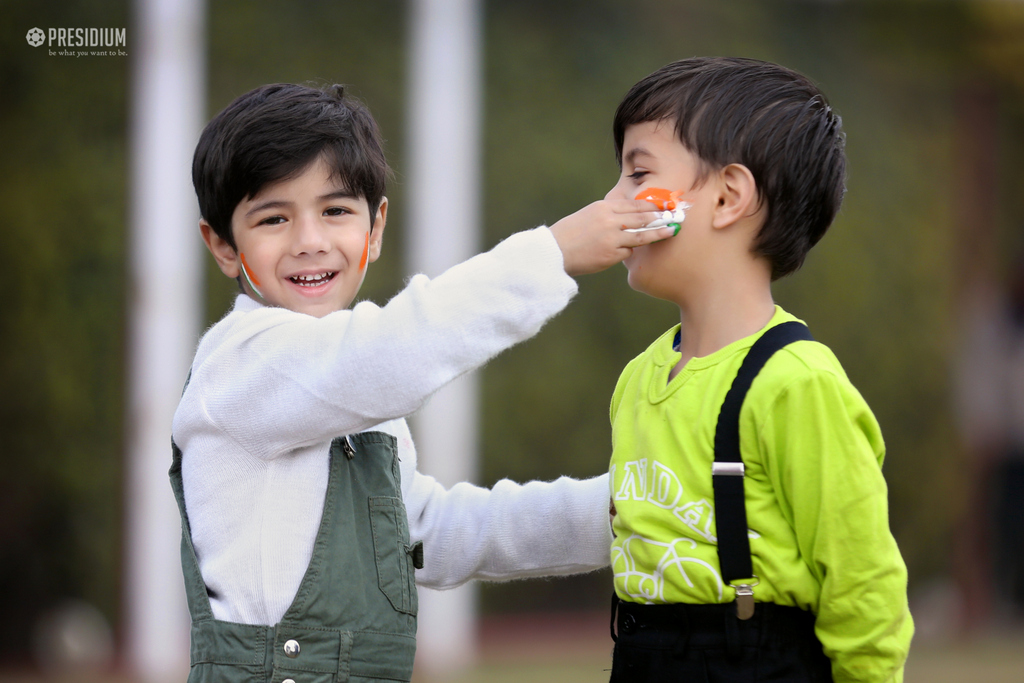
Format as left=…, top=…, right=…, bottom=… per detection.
left=550, top=199, right=674, bottom=276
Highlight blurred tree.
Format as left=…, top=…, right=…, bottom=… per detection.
left=0, top=0, right=129, bottom=665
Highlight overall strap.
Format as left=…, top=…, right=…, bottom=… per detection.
left=713, top=321, right=813, bottom=590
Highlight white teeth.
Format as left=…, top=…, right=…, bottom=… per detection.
left=290, top=272, right=334, bottom=286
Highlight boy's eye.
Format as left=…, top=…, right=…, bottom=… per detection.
left=324, top=207, right=351, bottom=217
left=627, top=170, right=648, bottom=181
left=259, top=215, right=286, bottom=226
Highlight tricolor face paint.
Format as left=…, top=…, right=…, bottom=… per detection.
left=626, top=188, right=692, bottom=236
left=606, top=120, right=715, bottom=299
left=606, top=119, right=707, bottom=242
left=239, top=252, right=266, bottom=301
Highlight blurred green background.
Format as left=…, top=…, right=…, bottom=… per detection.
left=2, top=0, right=1024, bottom=675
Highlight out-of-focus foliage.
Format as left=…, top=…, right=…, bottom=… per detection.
left=0, top=0, right=129, bottom=665
left=2, top=0, right=1024, bottom=663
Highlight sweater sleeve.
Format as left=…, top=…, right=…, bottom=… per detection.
left=403, top=464, right=612, bottom=588
left=758, top=369, right=914, bottom=683
left=183, top=227, right=577, bottom=459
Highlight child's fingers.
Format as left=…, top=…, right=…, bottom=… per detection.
left=549, top=199, right=678, bottom=275
left=620, top=211, right=669, bottom=232
left=623, top=225, right=676, bottom=247
left=607, top=198, right=661, bottom=215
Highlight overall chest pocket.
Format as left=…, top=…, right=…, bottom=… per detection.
left=368, top=496, right=420, bottom=616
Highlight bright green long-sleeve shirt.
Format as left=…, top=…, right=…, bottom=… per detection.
left=609, top=307, right=913, bottom=683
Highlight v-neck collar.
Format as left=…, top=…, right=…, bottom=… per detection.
left=647, top=306, right=789, bottom=404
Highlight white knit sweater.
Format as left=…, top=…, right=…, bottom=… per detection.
left=172, top=227, right=613, bottom=625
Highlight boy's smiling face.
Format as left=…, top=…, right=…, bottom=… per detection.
left=606, top=119, right=713, bottom=300
left=202, top=155, right=386, bottom=318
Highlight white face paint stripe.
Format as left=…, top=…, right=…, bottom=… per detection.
left=625, top=203, right=692, bottom=233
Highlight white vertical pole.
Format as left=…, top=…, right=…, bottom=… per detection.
left=406, top=0, right=482, bottom=677
left=125, top=0, right=205, bottom=680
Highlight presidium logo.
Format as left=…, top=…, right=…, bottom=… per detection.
left=26, top=28, right=45, bottom=47
left=26, top=26, right=127, bottom=56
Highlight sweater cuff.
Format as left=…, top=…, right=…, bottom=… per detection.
left=495, top=226, right=579, bottom=302
left=575, top=472, right=615, bottom=563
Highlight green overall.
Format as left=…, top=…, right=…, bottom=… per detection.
left=169, top=431, right=423, bottom=683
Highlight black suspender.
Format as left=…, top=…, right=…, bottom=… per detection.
left=712, top=320, right=813, bottom=618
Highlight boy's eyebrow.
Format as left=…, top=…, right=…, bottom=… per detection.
left=244, top=189, right=358, bottom=217
left=245, top=199, right=292, bottom=217
left=319, top=190, right=359, bottom=202
left=624, top=147, right=652, bottom=167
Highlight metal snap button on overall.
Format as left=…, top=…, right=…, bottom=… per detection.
left=283, top=639, right=300, bottom=658
left=621, top=613, right=637, bottom=634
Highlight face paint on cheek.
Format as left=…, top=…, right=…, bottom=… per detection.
left=359, top=231, right=370, bottom=270
left=239, top=252, right=265, bottom=300
left=635, top=187, right=683, bottom=211
left=626, top=187, right=691, bottom=236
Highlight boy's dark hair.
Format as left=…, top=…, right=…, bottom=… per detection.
left=193, top=83, right=390, bottom=250
left=613, top=57, right=846, bottom=280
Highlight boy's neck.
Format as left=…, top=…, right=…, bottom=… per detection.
left=670, top=272, right=776, bottom=379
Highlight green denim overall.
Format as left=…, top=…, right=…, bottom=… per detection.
left=169, top=431, right=423, bottom=682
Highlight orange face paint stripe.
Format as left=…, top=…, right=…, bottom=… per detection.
left=634, top=187, right=684, bottom=211
left=239, top=253, right=262, bottom=287
left=238, top=252, right=266, bottom=301
left=359, top=232, right=370, bottom=270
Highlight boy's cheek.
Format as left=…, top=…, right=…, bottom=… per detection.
left=624, top=246, right=672, bottom=295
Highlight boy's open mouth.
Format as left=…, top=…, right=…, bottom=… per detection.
left=289, top=271, right=337, bottom=287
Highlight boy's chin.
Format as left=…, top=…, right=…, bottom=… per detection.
left=626, top=268, right=677, bottom=303
left=625, top=267, right=653, bottom=295
left=252, top=293, right=352, bottom=318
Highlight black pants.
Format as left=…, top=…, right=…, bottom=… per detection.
left=610, top=596, right=833, bottom=683
left=992, top=458, right=1024, bottom=615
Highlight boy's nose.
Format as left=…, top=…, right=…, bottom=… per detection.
left=292, top=214, right=331, bottom=254
left=605, top=181, right=627, bottom=201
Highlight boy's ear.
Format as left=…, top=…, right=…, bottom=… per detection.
left=368, top=197, right=388, bottom=264
left=711, top=163, right=761, bottom=231
left=200, top=219, right=241, bottom=278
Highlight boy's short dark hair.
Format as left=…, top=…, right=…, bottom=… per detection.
left=193, top=83, right=390, bottom=249
left=613, top=57, right=846, bottom=280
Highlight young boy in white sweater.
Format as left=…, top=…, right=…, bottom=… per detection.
left=170, top=83, right=674, bottom=682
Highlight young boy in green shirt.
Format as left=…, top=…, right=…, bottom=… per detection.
left=605, top=58, right=914, bottom=682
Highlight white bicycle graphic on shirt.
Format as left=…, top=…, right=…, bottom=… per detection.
left=612, top=533, right=726, bottom=603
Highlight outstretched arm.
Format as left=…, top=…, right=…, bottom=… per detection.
left=395, top=426, right=612, bottom=587
left=182, top=200, right=670, bottom=460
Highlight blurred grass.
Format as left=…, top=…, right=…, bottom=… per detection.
left=904, top=637, right=1024, bottom=683
left=2, top=627, right=1024, bottom=683
left=416, top=631, right=1024, bottom=683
